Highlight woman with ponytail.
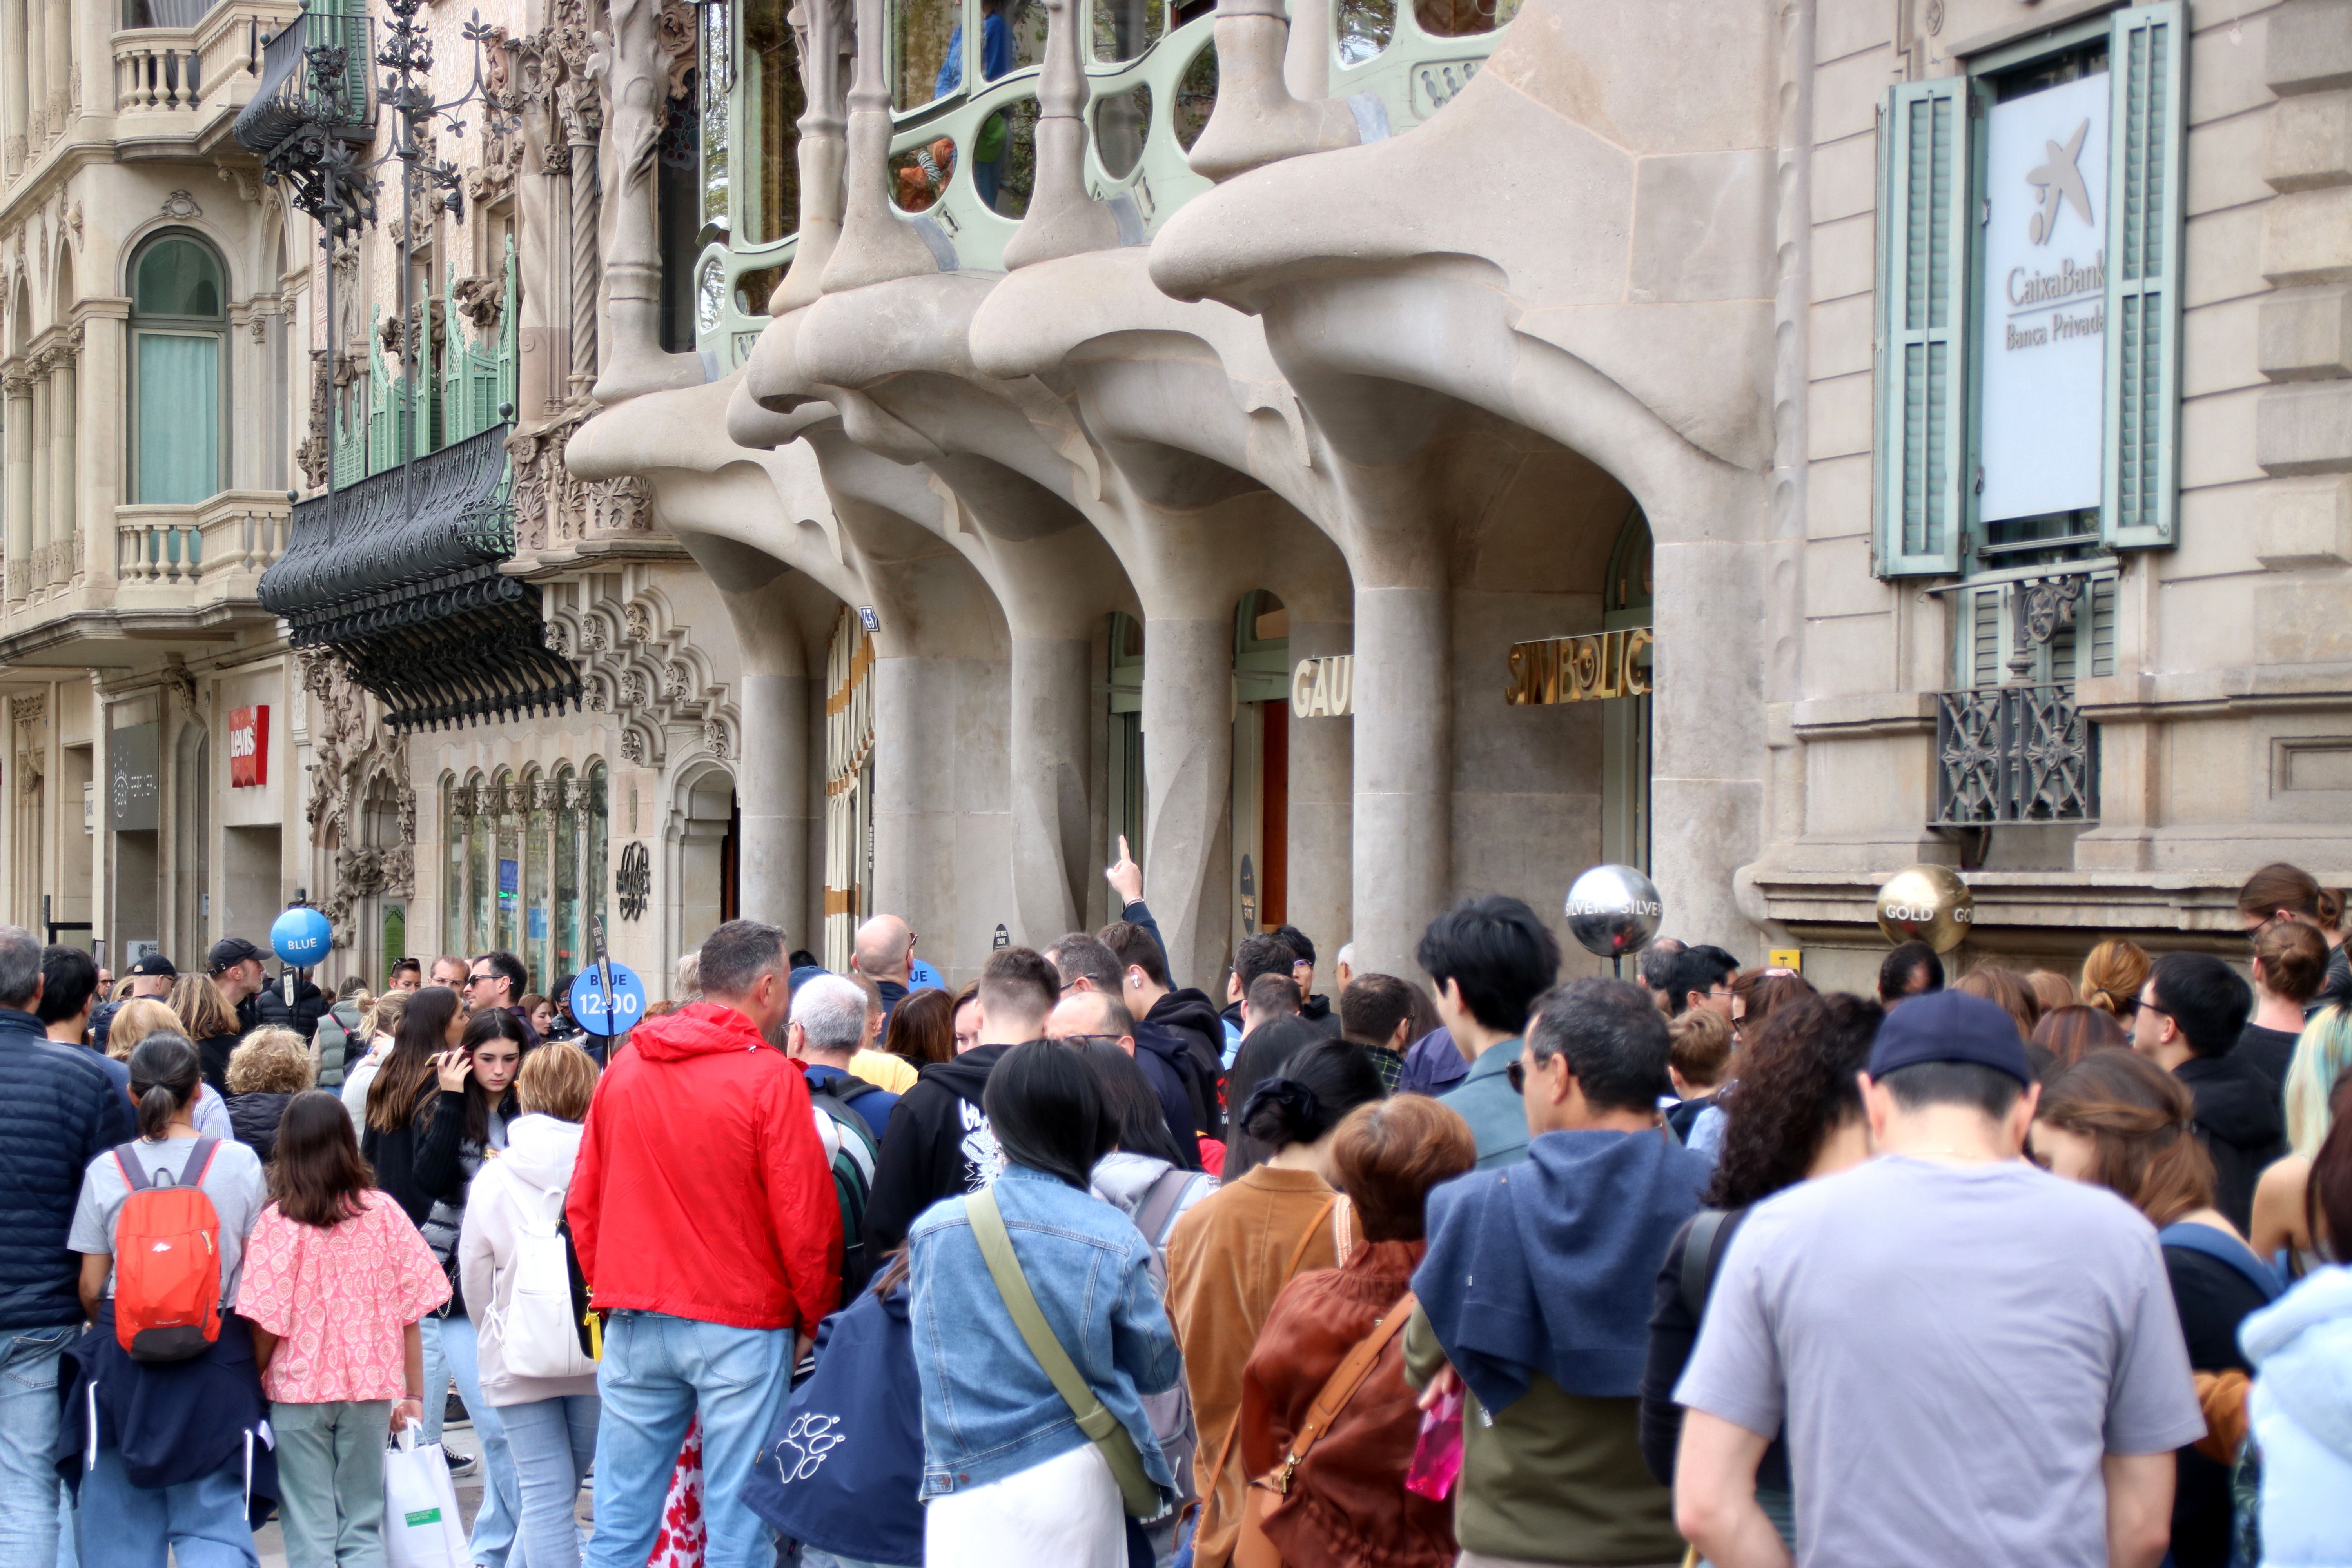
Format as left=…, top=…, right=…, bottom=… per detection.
left=1165, top=1039, right=1384, bottom=1568
left=61, top=1033, right=274, bottom=1561
left=2240, top=861, right=2352, bottom=1016
left=2033, top=1049, right=2274, bottom=1568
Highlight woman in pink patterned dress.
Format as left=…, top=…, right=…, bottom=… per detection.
left=241, top=1090, right=452, bottom=1568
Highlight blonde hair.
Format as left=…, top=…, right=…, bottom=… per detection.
left=108, top=998, right=184, bottom=1061
left=516, top=1041, right=600, bottom=1122
left=2286, top=1006, right=2352, bottom=1158
left=2080, top=940, right=2152, bottom=1022
left=169, top=972, right=240, bottom=1041
left=227, top=1027, right=316, bottom=1096
left=363, top=987, right=410, bottom=1042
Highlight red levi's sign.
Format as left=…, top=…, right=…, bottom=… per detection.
left=229, top=706, right=268, bottom=787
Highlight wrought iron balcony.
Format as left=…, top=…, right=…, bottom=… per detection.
left=259, top=423, right=580, bottom=731
left=231, top=3, right=379, bottom=162
left=1935, top=683, right=2099, bottom=826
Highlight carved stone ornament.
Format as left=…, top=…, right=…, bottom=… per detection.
left=704, top=717, right=730, bottom=760
left=620, top=669, right=649, bottom=707
left=544, top=620, right=571, bottom=657
left=620, top=727, right=647, bottom=765
left=298, top=650, right=419, bottom=949
left=624, top=602, right=652, bottom=643
left=452, top=273, right=505, bottom=336
left=9, top=693, right=45, bottom=728
left=160, top=190, right=203, bottom=220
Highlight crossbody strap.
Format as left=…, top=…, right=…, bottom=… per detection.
left=1133, top=1167, right=1194, bottom=1249
left=1261, top=1290, right=1416, bottom=1497
left=2158, top=1221, right=2283, bottom=1303
left=967, top=1187, right=1163, bottom=1520
left=1677, top=1207, right=1748, bottom=1323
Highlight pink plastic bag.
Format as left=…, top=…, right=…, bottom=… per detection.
left=1403, top=1387, right=1463, bottom=1501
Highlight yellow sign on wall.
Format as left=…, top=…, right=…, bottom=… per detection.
left=1504, top=629, right=1653, bottom=706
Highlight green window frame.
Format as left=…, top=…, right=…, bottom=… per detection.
left=127, top=231, right=230, bottom=506
left=1874, top=2, right=2185, bottom=579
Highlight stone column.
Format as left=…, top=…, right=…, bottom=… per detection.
left=74, top=307, right=123, bottom=589
left=40, top=0, right=64, bottom=137
left=49, top=342, right=73, bottom=584
left=28, top=370, right=49, bottom=585
left=3, top=373, right=28, bottom=601
left=1351, top=585, right=1450, bottom=980
left=4, top=0, right=27, bottom=174
left=22, top=0, right=42, bottom=148
left=1008, top=635, right=1092, bottom=942
left=1285, top=616, right=1352, bottom=962
left=869, top=653, right=965, bottom=967
left=727, top=602, right=812, bottom=940
left=1141, top=615, right=1233, bottom=994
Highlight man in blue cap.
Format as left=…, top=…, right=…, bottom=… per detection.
left=1671, top=989, right=2202, bottom=1568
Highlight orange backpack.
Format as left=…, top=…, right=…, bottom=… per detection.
left=110, top=1138, right=226, bottom=1362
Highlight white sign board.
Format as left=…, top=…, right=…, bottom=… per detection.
left=1978, top=71, right=2108, bottom=525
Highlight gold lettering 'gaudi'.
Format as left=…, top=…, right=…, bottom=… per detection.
left=1504, top=628, right=1654, bottom=705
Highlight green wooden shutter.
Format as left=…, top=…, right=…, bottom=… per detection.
left=2102, top=2, right=2185, bottom=551
left=1966, top=585, right=2005, bottom=687
left=1876, top=80, right=1972, bottom=577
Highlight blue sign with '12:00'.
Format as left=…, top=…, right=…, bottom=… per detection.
left=569, top=963, right=647, bottom=1038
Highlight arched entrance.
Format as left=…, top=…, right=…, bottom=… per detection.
left=823, top=603, right=876, bottom=969
left=673, top=761, right=739, bottom=963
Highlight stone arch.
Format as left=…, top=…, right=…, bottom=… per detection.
left=666, top=755, right=739, bottom=972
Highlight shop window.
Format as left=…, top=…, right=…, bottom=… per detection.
left=742, top=0, right=805, bottom=243
left=1091, top=0, right=1166, bottom=64
left=129, top=232, right=227, bottom=504
left=1875, top=4, right=2184, bottom=580
left=444, top=762, right=609, bottom=984
left=1093, top=84, right=1151, bottom=180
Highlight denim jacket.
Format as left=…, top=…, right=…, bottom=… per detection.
left=907, top=1160, right=1184, bottom=1504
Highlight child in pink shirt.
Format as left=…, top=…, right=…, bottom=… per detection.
left=240, top=1091, right=450, bottom=1568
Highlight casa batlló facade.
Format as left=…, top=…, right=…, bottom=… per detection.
left=1, top=0, right=2346, bottom=994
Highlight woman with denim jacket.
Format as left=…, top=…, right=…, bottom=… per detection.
left=908, top=1040, right=1186, bottom=1568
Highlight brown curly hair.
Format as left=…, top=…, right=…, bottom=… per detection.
left=1704, top=992, right=1884, bottom=1210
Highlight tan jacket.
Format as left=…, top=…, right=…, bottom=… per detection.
left=1165, top=1164, right=1354, bottom=1568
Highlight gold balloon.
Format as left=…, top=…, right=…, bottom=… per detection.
left=1875, top=863, right=1976, bottom=955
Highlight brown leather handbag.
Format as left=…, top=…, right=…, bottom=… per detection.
left=1231, top=1290, right=1418, bottom=1568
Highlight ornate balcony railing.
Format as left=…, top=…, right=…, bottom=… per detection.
left=1935, top=683, right=2098, bottom=826
left=260, top=423, right=579, bottom=731
left=231, top=2, right=379, bottom=160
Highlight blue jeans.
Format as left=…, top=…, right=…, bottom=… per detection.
left=499, top=1396, right=599, bottom=1568
left=583, top=1311, right=793, bottom=1568
left=0, top=1324, right=74, bottom=1568
left=440, top=1314, right=523, bottom=1568
left=419, top=1315, right=448, bottom=1448
left=73, top=1445, right=255, bottom=1568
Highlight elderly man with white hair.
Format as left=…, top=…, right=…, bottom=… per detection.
left=787, top=972, right=902, bottom=1142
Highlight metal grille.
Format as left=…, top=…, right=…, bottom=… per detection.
left=1935, top=684, right=2098, bottom=824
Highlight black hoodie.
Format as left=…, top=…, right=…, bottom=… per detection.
left=1129, top=1028, right=1205, bottom=1171
left=2175, top=1051, right=2290, bottom=1232
left=1145, top=989, right=1227, bottom=1141
left=861, top=1043, right=1012, bottom=1255
left=1298, top=992, right=1344, bottom=1039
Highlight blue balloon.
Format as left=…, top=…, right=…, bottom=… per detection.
left=271, top=906, right=333, bottom=968
left=569, top=963, right=648, bottom=1038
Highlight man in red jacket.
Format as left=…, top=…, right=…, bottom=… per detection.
left=568, top=919, right=840, bottom=1568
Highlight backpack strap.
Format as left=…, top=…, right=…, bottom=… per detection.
left=1259, top=1290, right=1417, bottom=1499
left=967, top=1187, right=1163, bottom=1520
left=1133, top=1167, right=1194, bottom=1250
left=1678, top=1207, right=1749, bottom=1324
left=111, top=1142, right=149, bottom=1191
left=2158, top=1222, right=2284, bottom=1303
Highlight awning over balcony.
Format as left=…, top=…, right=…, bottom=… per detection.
left=260, top=424, right=581, bottom=731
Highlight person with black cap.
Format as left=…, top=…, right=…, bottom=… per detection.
left=90, top=951, right=175, bottom=1055
left=1671, top=989, right=2204, bottom=1568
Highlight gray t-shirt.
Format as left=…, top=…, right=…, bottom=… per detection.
left=68, top=1134, right=268, bottom=1308
left=1675, top=1156, right=2205, bottom=1568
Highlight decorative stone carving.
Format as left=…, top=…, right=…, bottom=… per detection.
left=299, top=650, right=418, bottom=950
left=160, top=189, right=203, bottom=220
left=620, top=726, right=647, bottom=764
left=217, top=167, right=263, bottom=205
left=62, top=201, right=78, bottom=251
left=624, top=602, right=652, bottom=642
left=544, top=620, right=571, bottom=657
left=704, top=717, right=730, bottom=759
left=452, top=273, right=505, bottom=336
left=10, top=693, right=45, bottom=727
left=507, top=404, right=653, bottom=550
left=620, top=669, right=648, bottom=706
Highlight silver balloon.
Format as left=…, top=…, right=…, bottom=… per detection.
left=1564, top=864, right=1664, bottom=960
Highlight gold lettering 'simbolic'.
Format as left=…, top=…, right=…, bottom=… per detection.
left=1504, top=628, right=1654, bottom=706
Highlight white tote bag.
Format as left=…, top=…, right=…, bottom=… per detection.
left=383, top=1427, right=468, bottom=1568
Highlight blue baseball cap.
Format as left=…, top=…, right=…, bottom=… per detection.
left=1866, top=989, right=2034, bottom=1087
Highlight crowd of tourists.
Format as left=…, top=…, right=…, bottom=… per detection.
left=2, top=856, right=2349, bottom=1568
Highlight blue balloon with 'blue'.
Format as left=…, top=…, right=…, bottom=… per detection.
left=271, top=906, right=333, bottom=968
left=570, top=963, right=648, bottom=1037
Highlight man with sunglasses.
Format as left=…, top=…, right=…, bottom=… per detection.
left=1406, top=978, right=1705, bottom=1568
left=466, top=950, right=542, bottom=1046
